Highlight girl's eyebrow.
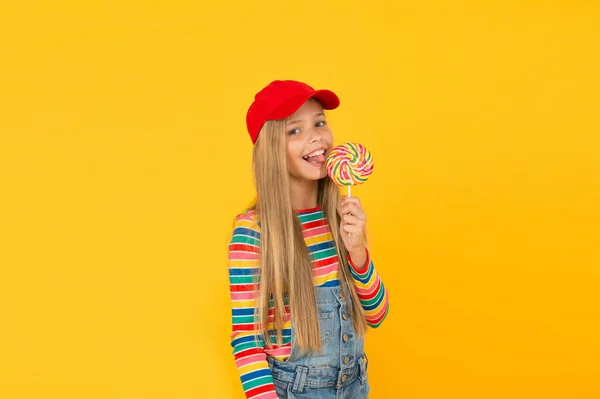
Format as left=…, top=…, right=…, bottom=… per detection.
left=288, top=113, right=326, bottom=125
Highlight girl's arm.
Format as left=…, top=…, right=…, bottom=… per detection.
left=348, top=249, right=389, bottom=328
left=339, top=197, right=390, bottom=328
left=229, top=212, right=278, bottom=399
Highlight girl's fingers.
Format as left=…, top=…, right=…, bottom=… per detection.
left=340, top=201, right=360, bottom=212
left=342, top=214, right=362, bottom=226
left=341, top=195, right=360, bottom=203
left=340, top=197, right=363, bottom=208
left=340, top=203, right=366, bottom=219
left=340, top=197, right=362, bottom=209
left=342, top=224, right=362, bottom=235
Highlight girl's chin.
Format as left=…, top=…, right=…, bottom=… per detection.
left=289, top=163, right=328, bottom=182
left=291, top=171, right=327, bottom=182
left=306, top=167, right=327, bottom=180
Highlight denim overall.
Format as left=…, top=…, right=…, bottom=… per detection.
left=267, top=285, right=370, bottom=398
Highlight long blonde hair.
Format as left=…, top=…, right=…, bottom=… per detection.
left=251, top=118, right=367, bottom=352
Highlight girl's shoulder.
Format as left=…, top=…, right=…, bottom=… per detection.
left=232, top=207, right=261, bottom=231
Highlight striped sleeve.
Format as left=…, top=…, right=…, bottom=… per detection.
left=348, top=249, right=389, bottom=328
left=229, top=212, right=278, bottom=399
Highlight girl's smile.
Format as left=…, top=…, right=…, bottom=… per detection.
left=302, top=147, right=327, bottom=166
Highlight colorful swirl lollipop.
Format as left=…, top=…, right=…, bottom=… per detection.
left=326, top=142, right=374, bottom=196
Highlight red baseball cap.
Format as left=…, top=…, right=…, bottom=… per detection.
left=246, top=80, right=340, bottom=144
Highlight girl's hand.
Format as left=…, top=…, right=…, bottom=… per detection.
left=338, top=196, right=368, bottom=266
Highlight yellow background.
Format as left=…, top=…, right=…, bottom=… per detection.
left=1, top=1, right=599, bottom=398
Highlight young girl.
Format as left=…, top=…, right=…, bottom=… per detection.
left=228, top=80, right=389, bottom=399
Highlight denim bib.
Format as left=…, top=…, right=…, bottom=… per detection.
left=267, top=285, right=370, bottom=398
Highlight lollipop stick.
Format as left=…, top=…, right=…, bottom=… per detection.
left=346, top=185, right=352, bottom=238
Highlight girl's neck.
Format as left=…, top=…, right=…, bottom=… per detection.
left=290, top=179, right=319, bottom=211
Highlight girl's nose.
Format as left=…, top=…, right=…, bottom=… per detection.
left=308, top=127, right=322, bottom=143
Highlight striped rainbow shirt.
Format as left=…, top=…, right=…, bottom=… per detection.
left=228, top=207, right=389, bottom=399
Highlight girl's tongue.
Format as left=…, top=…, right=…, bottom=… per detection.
left=306, top=153, right=326, bottom=164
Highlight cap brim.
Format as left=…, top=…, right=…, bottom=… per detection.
left=268, top=89, right=340, bottom=120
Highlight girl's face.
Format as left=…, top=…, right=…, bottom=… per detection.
left=285, top=99, right=333, bottom=184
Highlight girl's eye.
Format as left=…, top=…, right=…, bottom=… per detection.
left=288, top=128, right=300, bottom=135
left=316, top=121, right=326, bottom=127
